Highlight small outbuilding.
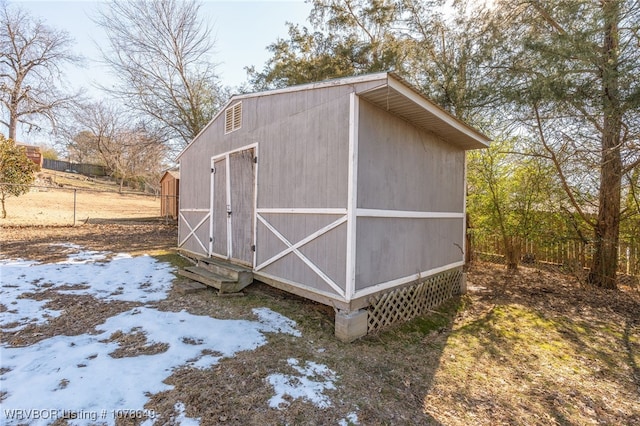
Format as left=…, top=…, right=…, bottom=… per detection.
left=177, top=72, right=489, bottom=341
left=18, top=144, right=43, bottom=170
left=160, top=170, right=180, bottom=220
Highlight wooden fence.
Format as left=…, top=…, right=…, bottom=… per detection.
left=470, top=233, right=639, bottom=284
left=43, top=159, right=107, bottom=177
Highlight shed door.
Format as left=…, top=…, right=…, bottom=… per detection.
left=210, top=148, right=255, bottom=266
left=211, top=158, right=228, bottom=257
left=229, top=149, right=255, bottom=265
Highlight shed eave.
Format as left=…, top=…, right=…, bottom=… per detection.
left=358, top=75, right=490, bottom=150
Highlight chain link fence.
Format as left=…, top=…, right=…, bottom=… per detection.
left=1, top=183, right=178, bottom=226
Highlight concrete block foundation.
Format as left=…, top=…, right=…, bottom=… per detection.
left=460, top=272, right=468, bottom=294
left=335, top=309, right=368, bottom=342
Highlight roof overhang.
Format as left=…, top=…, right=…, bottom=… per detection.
left=357, top=74, right=490, bottom=150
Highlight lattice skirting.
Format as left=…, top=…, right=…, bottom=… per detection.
left=367, top=268, right=463, bottom=332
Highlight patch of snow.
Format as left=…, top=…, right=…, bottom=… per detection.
left=172, top=402, right=201, bottom=426
left=139, top=401, right=200, bottom=426
left=2, top=306, right=303, bottom=426
left=339, top=412, right=359, bottom=425
left=51, top=242, right=83, bottom=249
left=0, top=258, right=40, bottom=267
left=0, top=246, right=331, bottom=426
left=267, top=358, right=337, bottom=409
left=252, top=307, right=302, bottom=337
left=0, top=282, right=62, bottom=332
left=59, top=250, right=108, bottom=264
left=49, top=243, right=110, bottom=264
left=0, top=251, right=175, bottom=331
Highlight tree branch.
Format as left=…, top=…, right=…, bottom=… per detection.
left=533, top=101, right=596, bottom=227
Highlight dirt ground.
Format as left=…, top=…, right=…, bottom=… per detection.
left=2, top=223, right=639, bottom=425
left=1, top=223, right=177, bottom=262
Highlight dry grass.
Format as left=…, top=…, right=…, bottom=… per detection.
left=2, top=224, right=639, bottom=425
left=2, top=170, right=161, bottom=226
left=38, top=170, right=126, bottom=192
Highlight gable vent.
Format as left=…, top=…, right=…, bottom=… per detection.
left=224, top=101, right=242, bottom=134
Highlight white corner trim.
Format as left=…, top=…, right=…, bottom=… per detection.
left=252, top=144, right=259, bottom=268
left=345, top=92, right=360, bottom=302
left=209, top=156, right=215, bottom=256
left=462, top=152, right=468, bottom=262
left=352, top=261, right=465, bottom=300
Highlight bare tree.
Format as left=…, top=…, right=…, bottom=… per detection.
left=66, top=101, right=123, bottom=172
left=94, top=0, right=226, bottom=149
left=0, top=2, right=78, bottom=140
left=68, top=101, right=166, bottom=192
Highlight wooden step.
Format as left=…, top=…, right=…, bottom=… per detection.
left=197, top=257, right=253, bottom=288
left=174, top=280, right=209, bottom=294
left=178, top=266, right=252, bottom=294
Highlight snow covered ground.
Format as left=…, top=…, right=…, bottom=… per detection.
left=0, top=245, right=355, bottom=426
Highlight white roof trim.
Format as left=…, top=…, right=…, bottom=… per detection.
left=386, top=75, right=490, bottom=147
left=233, top=72, right=389, bottom=102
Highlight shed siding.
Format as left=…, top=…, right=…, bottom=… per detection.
left=190, top=86, right=352, bottom=209
left=256, top=213, right=347, bottom=296
left=260, top=245, right=346, bottom=296
left=178, top=146, right=212, bottom=257
left=357, top=99, right=464, bottom=212
left=179, top=85, right=353, bottom=294
left=253, top=88, right=351, bottom=209
left=354, top=98, right=466, bottom=291
left=355, top=217, right=463, bottom=290
left=179, top=148, right=211, bottom=210
left=179, top=210, right=211, bottom=255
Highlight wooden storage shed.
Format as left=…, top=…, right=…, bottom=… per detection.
left=177, top=72, right=489, bottom=341
left=160, top=170, right=180, bottom=220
